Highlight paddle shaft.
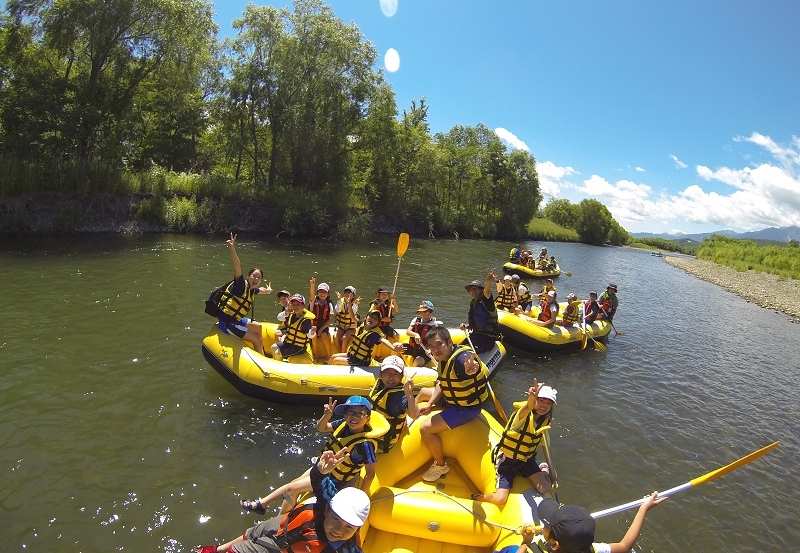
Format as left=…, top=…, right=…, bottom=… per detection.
left=388, top=233, right=410, bottom=318
left=465, top=331, right=507, bottom=423
left=591, top=441, right=779, bottom=519
left=540, top=428, right=560, bottom=503
left=598, top=304, right=622, bottom=336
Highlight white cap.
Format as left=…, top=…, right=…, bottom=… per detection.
left=547, top=290, right=556, bottom=298
left=503, top=275, right=512, bottom=280
left=317, top=282, right=330, bottom=292
left=538, top=385, right=558, bottom=405
left=380, top=355, right=405, bottom=374
left=329, top=487, right=370, bottom=526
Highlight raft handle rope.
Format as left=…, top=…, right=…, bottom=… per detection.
left=369, top=487, right=532, bottom=534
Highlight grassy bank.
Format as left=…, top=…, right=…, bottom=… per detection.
left=697, top=235, right=800, bottom=280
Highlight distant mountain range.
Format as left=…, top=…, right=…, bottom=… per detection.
left=631, top=225, right=800, bottom=243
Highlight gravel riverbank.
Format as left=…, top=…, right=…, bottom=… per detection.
left=663, top=256, right=800, bottom=321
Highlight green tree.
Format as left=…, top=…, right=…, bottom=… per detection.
left=576, top=198, right=614, bottom=245
left=607, top=219, right=630, bottom=246
left=542, top=198, right=580, bottom=229
left=1, top=0, right=216, bottom=163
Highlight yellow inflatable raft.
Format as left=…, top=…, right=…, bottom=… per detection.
left=201, top=323, right=507, bottom=404
left=360, top=408, right=541, bottom=553
left=497, top=308, right=611, bottom=353
left=502, top=261, right=561, bottom=279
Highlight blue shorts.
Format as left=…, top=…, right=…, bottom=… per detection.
left=218, top=316, right=249, bottom=339
left=495, top=453, right=541, bottom=490
left=437, top=399, right=481, bottom=429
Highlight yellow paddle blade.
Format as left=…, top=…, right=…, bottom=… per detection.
left=593, top=339, right=607, bottom=352
left=690, top=441, right=779, bottom=487
left=564, top=272, right=573, bottom=277
left=581, top=332, right=588, bottom=350
left=397, top=232, right=410, bottom=258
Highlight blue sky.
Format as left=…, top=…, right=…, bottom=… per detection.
left=212, top=0, right=800, bottom=234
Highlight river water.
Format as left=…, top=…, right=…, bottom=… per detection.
left=1, top=234, right=797, bottom=552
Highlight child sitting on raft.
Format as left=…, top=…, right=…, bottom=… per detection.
left=472, top=379, right=557, bottom=505
left=329, top=309, right=404, bottom=366
left=239, top=395, right=389, bottom=515
left=368, top=355, right=421, bottom=453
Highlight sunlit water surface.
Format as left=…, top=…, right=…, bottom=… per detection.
left=1, top=235, right=797, bottom=552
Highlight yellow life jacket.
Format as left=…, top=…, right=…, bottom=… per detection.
left=517, top=281, right=532, bottom=305
left=495, top=285, right=517, bottom=310
left=368, top=380, right=407, bottom=453
left=562, top=301, right=582, bottom=325
left=219, top=279, right=255, bottom=320
left=438, top=345, right=489, bottom=407
left=494, top=409, right=552, bottom=463
left=325, top=412, right=390, bottom=481
left=347, top=322, right=384, bottom=365
left=280, top=309, right=316, bottom=349
left=335, top=300, right=358, bottom=328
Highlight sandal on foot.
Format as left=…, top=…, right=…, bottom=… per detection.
left=240, top=498, right=266, bottom=515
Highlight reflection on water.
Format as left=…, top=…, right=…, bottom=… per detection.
left=1, top=235, right=798, bottom=552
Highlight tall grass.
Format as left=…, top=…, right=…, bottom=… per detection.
left=696, top=234, right=800, bottom=279
left=525, top=218, right=580, bottom=242
left=0, top=155, right=258, bottom=199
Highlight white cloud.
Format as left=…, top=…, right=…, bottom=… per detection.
left=547, top=134, right=800, bottom=233
left=494, top=127, right=530, bottom=152
left=635, top=166, right=645, bottom=172
left=670, top=154, right=688, bottom=169
left=535, top=160, right=578, bottom=198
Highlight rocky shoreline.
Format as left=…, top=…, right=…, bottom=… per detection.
left=663, top=256, right=800, bottom=321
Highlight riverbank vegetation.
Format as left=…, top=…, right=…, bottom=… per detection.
left=696, top=235, right=800, bottom=280
left=0, top=0, right=628, bottom=244
left=629, top=236, right=699, bottom=255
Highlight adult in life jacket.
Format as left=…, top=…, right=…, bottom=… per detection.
left=333, top=286, right=360, bottom=354
left=508, top=245, right=521, bottom=263
left=271, top=294, right=316, bottom=362
left=471, top=379, right=557, bottom=505
left=240, top=396, right=389, bottom=515
left=404, top=300, right=441, bottom=367
left=495, top=275, right=518, bottom=311
left=329, top=310, right=404, bottom=367
left=559, top=293, right=582, bottom=328
left=415, top=326, right=490, bottom=482
left=511, top=274, right=533, bottom=315
left=598, top=283, right=618, bottom=321
left=197, top=449, right=370, bottom=553
left=530, top=290, right=559, bottom=328
left=216, top=233, right=272, bottom=355
left=308, top=277, right=335, bottom=361
left=368, top=355, right=421, bottom=453
left=584, top=291, right=601, bottom=324
left=459, top=269, right=500, bottom=354
left=369, top=285, right=399, bottom=342
left=527, top=492, right=666, bottom=553
left=546, top=255, right=558, bottom=271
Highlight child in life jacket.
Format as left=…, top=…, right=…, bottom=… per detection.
left=329, top=310, right=404, bottom=366
left=369, top=285, right=400, bottom=342
left=271, top=294, right=316, bottom=361
left=198, top=449, right=370, bottom=553
left=368, top=355, right=421, bottom=453
left=308, top=277, right=334, bottom=361
left=471, top=379, right=557, bottom=505
left=404, top=301, right=441, bottom=367
left=333, top=285, right=360, bottom=354
left=239, top=396, right=389, bottom=515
